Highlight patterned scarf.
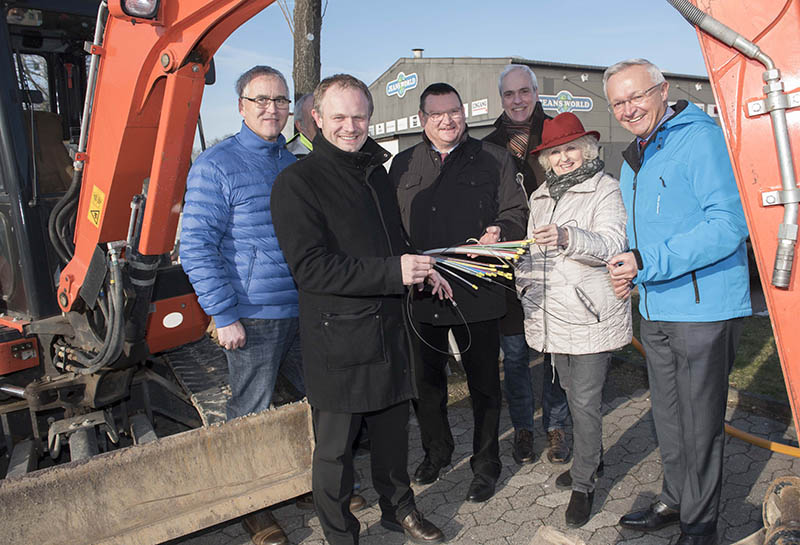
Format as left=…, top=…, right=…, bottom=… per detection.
left=499, top=112, right=531, bottom=159
left=546, top=158, right=605, bottom=202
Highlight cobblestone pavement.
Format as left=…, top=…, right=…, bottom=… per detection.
left=171, top=385, right=797, bottom=545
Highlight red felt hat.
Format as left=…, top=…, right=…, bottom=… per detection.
left=530, top=112, right=600, bottom=154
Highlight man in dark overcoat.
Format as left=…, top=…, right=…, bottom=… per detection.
left=271, top=74, right=447, bottom=545
left=389, top=82, right=528, bottom=503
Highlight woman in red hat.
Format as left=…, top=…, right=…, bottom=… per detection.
left=516, top=112, right=632, bottom=527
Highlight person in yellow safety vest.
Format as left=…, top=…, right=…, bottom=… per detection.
left=286, top=93, right=316, bottom=157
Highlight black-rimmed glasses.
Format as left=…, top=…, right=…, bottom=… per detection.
left=240, top=95, right=291, bottom=109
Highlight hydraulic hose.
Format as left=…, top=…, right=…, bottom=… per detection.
left=48, top=1, right=108, bottom=263
left=666, top=0, right=797, bottom=288
left=68, top=246, right=124, bottom=375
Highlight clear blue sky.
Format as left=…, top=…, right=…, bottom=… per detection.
left=198, top=0, right=709, bottom=143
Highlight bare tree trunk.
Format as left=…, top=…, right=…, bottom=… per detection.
left=292, top=0, right=321, bottom=104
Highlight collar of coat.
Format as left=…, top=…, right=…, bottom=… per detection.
left=236, top=120, right=288, bottom=153
left=621, top=100, right=688, bottom=173
left=420, top=130, right=479, bottom=162
left=489, top=100, right=549, bottom=151
left=532, top=169, right=606, bottom=200
left=311, top=132, right=392, bottom=169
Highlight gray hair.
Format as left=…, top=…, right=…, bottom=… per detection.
left=498, top=64, right=538, bottom=95
left=294, top=93, right=313, bottom=127
left=235, top=65, right=288, bottom=97
left=602, top=58, right=665, bottom=100
left=537, top=135, right=600, bottom=173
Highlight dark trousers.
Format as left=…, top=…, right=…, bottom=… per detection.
left=414, top=319, right=502, bottom=479
left=640, top=318, right=742, bottom=536
left=312, top=402, right=415, bottom=545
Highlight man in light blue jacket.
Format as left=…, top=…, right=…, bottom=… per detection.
left=604, top=59, right=750, bottom=545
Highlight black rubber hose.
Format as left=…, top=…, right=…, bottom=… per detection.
left=48, top=167, right=82, bottom=263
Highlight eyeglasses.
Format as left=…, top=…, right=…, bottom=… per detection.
left=607, top=83, right=663, bottom=113
left=422, top=108, right=464, bottom=123
left=240, top=95, right=291, bottom=109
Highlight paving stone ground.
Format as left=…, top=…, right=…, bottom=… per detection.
left=169, top=362, right=797, bottom=545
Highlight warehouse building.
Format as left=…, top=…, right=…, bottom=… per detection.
left=367, top=52, right=718, bottom=176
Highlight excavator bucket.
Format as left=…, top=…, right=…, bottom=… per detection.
left=0, top=401, right=313, bottom=545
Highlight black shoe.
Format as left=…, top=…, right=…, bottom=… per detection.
left=381, top=509, right=445, bottom=544
left=413, top=457, right=443, bottom=485
left=465, top=474, right=496, bottom=503
left=619, top=500, right=680, bottom=530
left=555, top=460, right=604, bottom=490
left=676, top=531, right=718, bottom=545
left=546, top=428, right=571, bottom=464
left=512, top=429, right=536, bottom=464
left=294, top=492, right=366, bottom=512
left=565, top=490, right=594, bottom=528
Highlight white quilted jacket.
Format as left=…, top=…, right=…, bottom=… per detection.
left=515, top=170, right=632, bottom=355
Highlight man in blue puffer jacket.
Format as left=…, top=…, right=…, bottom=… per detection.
left=180, top=66, right=303, bottom=545
left=181, top=65, right=304, bottom=419
left=604, top=59, right=751, bottom=545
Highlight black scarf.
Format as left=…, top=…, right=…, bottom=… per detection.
left=546, top=158, right=604, bottom=202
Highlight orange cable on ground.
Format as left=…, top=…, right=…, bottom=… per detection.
left=629, top=336, right=800, bottom=458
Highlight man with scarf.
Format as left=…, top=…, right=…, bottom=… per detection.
left=390, top=82, right=528, bottom=503
left=483, top=64, right=572, bottom=468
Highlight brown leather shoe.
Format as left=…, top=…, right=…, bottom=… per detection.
left=546, top=428, right=571, bottom=464
left=381, top=509, right=445, bottom=544
left=241, top=508, right=288, bottom=545
left=295, top=492, right=367, bottom=512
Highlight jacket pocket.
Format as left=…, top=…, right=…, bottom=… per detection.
left=457, top=171, right=497, bottom=219
left=691, top=271, right=700, bottom=304
left=322, top=302, right=387, bottom=371
left=244, top=246, right=257, bottom=292
left=397, top=175, right=423, bottom=215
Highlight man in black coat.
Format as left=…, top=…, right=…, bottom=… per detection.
left=483, top=64, right=572, bottom=468
left=271, top=74, right=447, bottom=545
left=389, top=82, right=528, bottom=503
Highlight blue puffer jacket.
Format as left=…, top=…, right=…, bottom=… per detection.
left=620, top=101, right=751, bottom=322
left=180, top=121, right=298, bottom=327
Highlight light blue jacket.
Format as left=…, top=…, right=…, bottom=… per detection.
left=619, top=101, right=751, bottom=322
left=180, top=121, right=298, bottom=327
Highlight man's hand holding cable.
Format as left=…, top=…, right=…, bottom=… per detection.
left=401, top=254, right=435, bottom=286
left=467, top=225, right=501, bottom=258
left=607, top=252, right=638, bottom=299
left=426, top=269, right=453, bottom=300
left=533, top=223, right=568, bottom=248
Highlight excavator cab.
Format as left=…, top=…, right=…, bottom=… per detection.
left=0, top=2, right=94, bottom=329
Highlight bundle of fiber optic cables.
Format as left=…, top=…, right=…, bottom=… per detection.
left=423, top=240, right=534, bottom=291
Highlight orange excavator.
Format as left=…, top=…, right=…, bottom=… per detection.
left=0, top=1, right=313, bottom=543
left=0, top=0, right=799, bottom=543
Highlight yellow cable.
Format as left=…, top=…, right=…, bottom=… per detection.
left=630, top=336, right=800, bottom=458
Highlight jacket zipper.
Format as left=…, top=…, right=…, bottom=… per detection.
left=691, top=271, right=700, bottom=303
left=631, top=172, right=650, bottom=320
left=541, top=202, right=561, bottom=352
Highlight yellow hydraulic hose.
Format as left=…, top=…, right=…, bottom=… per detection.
left=629, top=336, right=800, bottom=458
